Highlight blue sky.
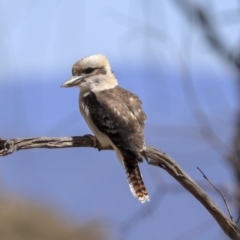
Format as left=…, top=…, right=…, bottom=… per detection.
left=0, top=0, right=239, bottom=239
left=1, top=0, right=239, bottom=76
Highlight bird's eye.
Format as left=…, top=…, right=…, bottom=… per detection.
left=84, top=68, right=94, bottom=74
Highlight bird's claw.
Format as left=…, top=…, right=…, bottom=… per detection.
left=85, top=134, right=102, bottom=151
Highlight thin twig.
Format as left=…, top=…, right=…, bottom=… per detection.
left=197, top=166, right=233, bottom=221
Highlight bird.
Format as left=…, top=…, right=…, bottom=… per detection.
left=61, top=54, right=150, bottom=203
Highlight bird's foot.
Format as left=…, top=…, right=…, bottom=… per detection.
left=85, top=134, right=102, bottom=151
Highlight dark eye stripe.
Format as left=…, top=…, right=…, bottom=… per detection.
left=84, top=68, right=95, bottom=74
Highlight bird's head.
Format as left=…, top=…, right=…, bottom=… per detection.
left=61, top=54, right=118, bottom=92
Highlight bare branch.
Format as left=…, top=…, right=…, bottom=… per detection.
left=197, top=167, right=233, bottom=221
left=0, top=135, right=239, bottom=239
left=172, top=1, right=240, bottom=236
left=0, top=135, right=109, bottom=156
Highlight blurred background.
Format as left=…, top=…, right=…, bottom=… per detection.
left=0, top=0, right=240, bottom=239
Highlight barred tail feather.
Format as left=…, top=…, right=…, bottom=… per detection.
left=125, top=165, right=150, bottom=203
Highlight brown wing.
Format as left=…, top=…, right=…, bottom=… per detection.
left=83, top=88, right=146, bottom=160
left=113, top=86, right=147, bottom=129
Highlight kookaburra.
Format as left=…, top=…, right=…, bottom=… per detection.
left=61, top=54, right=150, bottom=203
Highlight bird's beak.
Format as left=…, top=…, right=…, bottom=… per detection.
left=61, top=75, right=85, bottom=88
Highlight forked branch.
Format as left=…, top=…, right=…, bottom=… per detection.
left=0, top=135, right=239, bottom=239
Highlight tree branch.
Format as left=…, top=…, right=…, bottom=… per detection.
left=0, top=135, right=239, bottom=239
